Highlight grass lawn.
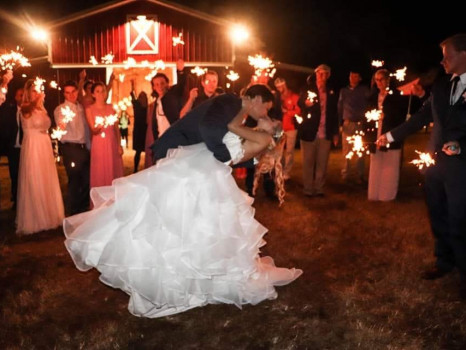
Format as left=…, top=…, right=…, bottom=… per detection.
left=1, top=130, right=465, bottom=349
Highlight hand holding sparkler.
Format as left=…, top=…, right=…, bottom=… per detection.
left=442, top=141, right=461, bottom=156
left=376, top=133, right=390, bottom=147
left=1, top=69, right=13, bottom=87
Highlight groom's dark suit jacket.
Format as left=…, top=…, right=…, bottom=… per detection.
left=151, top=93, right=242, bottom=163
left=391, top=75, right=466, bottom=156
left=390, top=74, right=466, bottom=277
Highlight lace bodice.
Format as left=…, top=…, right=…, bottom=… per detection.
left=22, top=109, right=51, bottom=132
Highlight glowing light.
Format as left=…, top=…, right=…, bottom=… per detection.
left=391, top=66, right=407, bottom=81
left=89, top=56, right=98, bottom=65
left=346, top=131, right=369, bottom=159
left=31, top=28, right=48, bottom=42
left=172, top=33, right=185, bottom=46
left=123, top=57, right=137, bottom=69
left=307, top=91, right=318, bottom=104
left=365, top=109, right=382, bottom=123
left=33, top=77, right=45, bottom=93
left=226, top=70, right=239, bottom=82
left=410, top=151, right=435, bottom=170
left=101, top=53, right=114, bottom=65
left=60, top=106, right=76, bottom=124
left=50, top=128, right=68, bottom=140
left=0, top=51, right=31, bottom=71
left=371, top=60, right=384, bottom=67
left=94, top=114, right=119, bottom=128
left=49, top=81, right=58, bottom=89
left=154, top=60, right=165, bottom=70
left=230, top=24, right=250, bottom=44
left=71, top=162, right=76, bottom=168
left=191, top=66, right=207, bottom=77
left=295, top=115, right=303, bottom=124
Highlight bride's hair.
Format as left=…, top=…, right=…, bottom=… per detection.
left=252, top=133, right=286, bottom=206
left=21, top=79, right=45, bottom=115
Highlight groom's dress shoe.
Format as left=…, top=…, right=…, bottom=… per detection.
left=421, top=267, right=451, bottom=280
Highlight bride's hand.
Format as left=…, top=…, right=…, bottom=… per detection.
left=257, top=116, right=275, bottom=135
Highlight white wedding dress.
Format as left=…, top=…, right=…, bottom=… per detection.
left=64, top=136, right=302, bottom=318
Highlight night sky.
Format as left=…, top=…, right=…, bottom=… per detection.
left=0, top=0, right=464, bottom=89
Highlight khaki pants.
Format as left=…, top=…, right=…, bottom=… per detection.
left=300, top=138, right=331, bottom=195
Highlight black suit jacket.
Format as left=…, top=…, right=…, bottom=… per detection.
left=0, top=100, right=22, bottom=154
left=390, top=75, right=466, bottom=158
left=150, top=69, right=187, bottom=140
left=365, top=89, right=409, bottom=152
left=297, top=83, right=339, bottom=142
left=151, top=93, right=243, bottom=163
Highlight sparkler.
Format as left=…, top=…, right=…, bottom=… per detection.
left=60, top=106, right=76, bottom=124
left=172, top=33, right=185, bottom=46
left=410, top=151, right=435, bottom=170
left=307, top=90, right=318, bottom=104
left=123, top=57, right=137, bottom=69
left=226, top=70, right=239, bottom=82
left=391, top=67, right=407, bottom=81
left=89, top=55, right=98, bottom=65
left=101, top=53, right=114, bottom=65
left=154, top=60, right=165, bottom=70
left=191, top=66, right=207, bottom=76
left=371, top=60, right=384, bottom=68
left=33, top=77, right=45, bottom=93
left=49, top=81, right=59, bottom=89
left=50, top=128, right=67, bottom=140
left=248, top=54, right=275, bottom=78
left=295, top=114, right=303, bottom=124
left=345, top=131, right=370, bottom=159
left=0, top=50, right=31, bottom=71
left=94, top=114, right=119, bottom=128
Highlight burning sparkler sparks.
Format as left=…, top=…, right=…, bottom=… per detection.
left=346, top=131, right=370, bottom=159
left=371, top=60, right=384, bottom=68
left=391, top=67, right=407, bottom=81
left=0, top=51, right=31, bottom=71
left=94, top=114, right=119, bottom=128
left=248, top=54, right=275, bottom=78
left=191, top=66, right=207, bottom=76
left=101, top=53, right=114, bottom=65
left=307, top=91, right=318, bottom=104
left=123, top=57, right=137, bottom=69
left=50, top=128, right=67, bottom=140
left=154, top=60, right=165, bottom=71
left=60, top=106, right=76, bottom=123
left=410, top=151, right=435, bottom=170
left=33, top=77, right=45, bottom=93
left=365, top=109, right=382, bottom=123
left=172, top=33, right=185, bottom=46
left=226, top=70, right=239, bottom=82
left=295, top=114, right=303, bottom=124
left=49, top=81, right=59, bottom=89
left=89, top=56, right=98, bottom=65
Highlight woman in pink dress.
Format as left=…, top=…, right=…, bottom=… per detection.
left=16, top=79, right=64, bottom=234
left=85, top=82, right=124, bottom=188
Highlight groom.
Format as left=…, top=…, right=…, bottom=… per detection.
left=377, top=33, right=466, bottom=299
left=152, top=84, right=275, bottom=165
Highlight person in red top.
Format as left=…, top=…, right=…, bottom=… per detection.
left=274, top=77, right=300, bottom=180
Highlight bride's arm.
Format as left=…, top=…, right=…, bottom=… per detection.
left=227, top=102, right=272, bottom=163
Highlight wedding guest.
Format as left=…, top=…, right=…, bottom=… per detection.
left=145, top=59, right=186, bottom=167
left=130, top=80, right=147, bottom=173
left=377, top=33, right=466, bottom=298
left=0, top=87, right=23, bottom=209
left=78, top=69, right=115, bottom=109
left=85, top=82, right=124, bottom=188
left=16, top=79, right=64, bottom=234
left=366, top=69, right=409, bottom=201
left=119, top=109, right=130, bottom=148
left=338, top=69, right=370, bottom=184
left=274, top=77, right=300, bottom=180
left=180, top=70, right=218, bottom=117
left=298, top=64, right=339, bottom=197
left=54, top=80, right=90, bottom=215
left=0, top=69, right=13, bottom=106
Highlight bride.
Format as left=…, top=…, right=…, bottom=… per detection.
left=64, top=86, right=302, bottom=318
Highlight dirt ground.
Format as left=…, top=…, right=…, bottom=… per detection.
left=1, top=131, right=466, bottom=349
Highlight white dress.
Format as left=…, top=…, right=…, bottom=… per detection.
left=16, top=109, right=64, bottom=234
left=64, top=135, right=302, bottom=318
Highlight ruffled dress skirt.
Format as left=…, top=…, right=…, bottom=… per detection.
left=64, top=143, right=302, bottom=318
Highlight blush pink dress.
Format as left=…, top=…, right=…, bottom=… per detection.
left=16, top=109, right=64, bottom=234
left=87, top=104, right=124, bottom=188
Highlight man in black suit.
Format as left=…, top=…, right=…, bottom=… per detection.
left=0, top=87, right=23, bottom=209
left=152, top=84, right=275, bottom=166
left=378, top=33, right=466, bottom=298
left=145, top=59, right=187, bottom=167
